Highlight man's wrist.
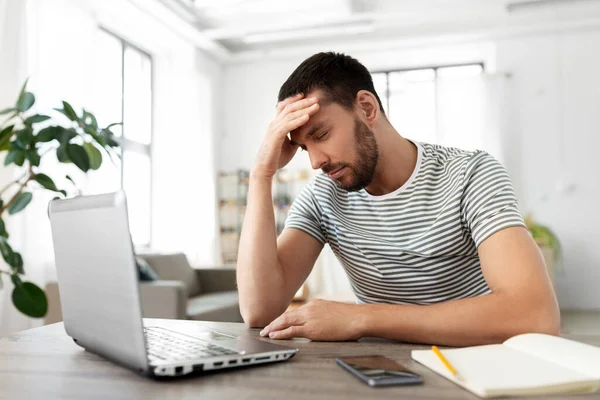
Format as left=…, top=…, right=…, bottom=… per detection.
left=250, top=168, right=275, bottom=182
left=353, top=304, right=372, bottom=339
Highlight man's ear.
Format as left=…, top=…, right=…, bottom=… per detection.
left=355, top=90, right=379, bottom=127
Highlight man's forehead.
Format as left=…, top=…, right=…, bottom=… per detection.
left=290, top=112, right=327, bottom=143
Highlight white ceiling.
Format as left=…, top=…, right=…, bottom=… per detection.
left=156, top=0, right=600, bottom=59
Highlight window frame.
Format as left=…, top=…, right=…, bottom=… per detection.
left=371, top=62, right=485, bottom=144
left=99, top=27, right=154, bottom=249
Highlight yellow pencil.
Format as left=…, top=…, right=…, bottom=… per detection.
left=432, top=346, right=463, bottom=380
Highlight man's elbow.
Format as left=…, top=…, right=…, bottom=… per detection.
left=241, top=311, right=270, bottom=328
left=526, top=299, right=561, bottom=336
left=239, top=304, right=277, bottom=328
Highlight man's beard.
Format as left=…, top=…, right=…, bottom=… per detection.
left=323, top=117, right=379, bottom=192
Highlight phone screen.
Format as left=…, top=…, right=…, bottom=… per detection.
left=336, top=355, right=423, bottom=386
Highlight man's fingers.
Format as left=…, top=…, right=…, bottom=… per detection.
left=261, top=311, right=303, bottom=336
left=276, top=93, right=303, bottom=113
left=285, top=102, right=319, bottom=122
left=270, top=113, right=311, bottom=141
left=268, top=326, right=304, bottom=340
left=282, top=114, right=311, bottom=134
left=279, top=97, right=318, bottom=116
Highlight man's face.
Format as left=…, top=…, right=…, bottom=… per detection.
left=289, top=92, right=379, bottom=192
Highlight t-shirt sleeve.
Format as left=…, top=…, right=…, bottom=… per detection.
left=284, top=182, right=326, bottom=245
left=461, top=151, right=526, bottom=247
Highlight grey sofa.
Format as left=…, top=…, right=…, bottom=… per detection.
left=44, top=252, right=242, bottom=324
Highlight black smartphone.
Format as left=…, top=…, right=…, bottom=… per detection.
left=336, top=355, right=423, bottom=387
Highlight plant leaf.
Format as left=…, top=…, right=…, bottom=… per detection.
left=82, top=109, right=99, bottom=130
left=35, top=173, right=58, bottom=191
left=65, top=175, right=75, bottom=185
left=8, top=192, right=33, bottom=215
left=66, top=143, right=90, bottom=172
left=16, top=92, right=35, bottom=112
left=0, top=108, right=16, bottom=115
left=90, top=132, right=107, bottom=147
left=15, top=127, right=33, bottom=148
left=56, top=144, right=70, bottom=163
left=105, top=122, right=123, bottom=130
left=106, top=136, right=120, bottom=148
left=62, top=101, right=78, bottom=121
left=9, top=252, right=24, bottom=274
left=0, top=124, right=14, bottom=149
left=0, top=237, right=13, bottom=260
left=4, top=149, right=25, bottom=166
left=88, top=113, right=98, bottom=130
left=12, top=281, right=48, bottom=318
left=0, top=218, right=8, bottom=239
left=57, top=127, right=77, bottom=144
left=83, top=142, right=102, bottom=170
left=18, top=78, right=29, bottom=101
left=36, top=126, right=61, bottom=142
left=25, top=114, right=51, bottom=124
left=25, top=149, right=41, bottom=167
left=11, top=273, right=21, bottom=286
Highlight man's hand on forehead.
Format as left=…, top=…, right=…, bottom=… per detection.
left=254, top=92, right=320, bottom=176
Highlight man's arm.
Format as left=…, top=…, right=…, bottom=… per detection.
left=261, top=226, right=560, bottom=346
left=236, top=94, right=323, bottom=327
left=237, top=174, right=323, bottom=326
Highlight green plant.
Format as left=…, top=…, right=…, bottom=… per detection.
left=0, top=79, right=121, bottom=318
left=524, top=214, right=562, bottom=263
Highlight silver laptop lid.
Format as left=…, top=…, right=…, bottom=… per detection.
left=48, top=191, right=149, bottom=374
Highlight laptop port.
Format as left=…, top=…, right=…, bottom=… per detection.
left=242, top=358, right=251, bottom=363
left=213, top=361, right=223, bottom=367
left=255, top=356, right=270, bottom=361
left=229, top=360, right=237, bottom=365
left=193, top=364, right=204, bottom=372
left=175, top=366, right=183, bottom=375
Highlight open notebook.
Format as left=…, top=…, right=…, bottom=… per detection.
left=411, top=333, right=600, bottom=398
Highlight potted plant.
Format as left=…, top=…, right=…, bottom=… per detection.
left=524, top=214, right=562, bottom=286
left=0, top=79, right=121, bottom=318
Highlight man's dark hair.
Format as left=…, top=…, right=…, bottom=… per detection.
left=278, top=52, right=385, bottom=114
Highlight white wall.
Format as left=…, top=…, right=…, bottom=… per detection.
left=0, top=0, right=223, bottom=334
left=219, top=28, right=600, bottom=309
left=495, top=30, right=600, bottom=310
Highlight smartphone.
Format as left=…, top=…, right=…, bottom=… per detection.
left=336, top=355, right=423, bottom=387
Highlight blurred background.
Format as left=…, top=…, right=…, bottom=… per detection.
left=1, top=0, right=599, bottom=335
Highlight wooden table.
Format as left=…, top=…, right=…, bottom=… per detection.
left=2, top=319, right=600, bottom=400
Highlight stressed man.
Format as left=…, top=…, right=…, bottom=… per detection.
left=236, top=52, right=559, bottom=346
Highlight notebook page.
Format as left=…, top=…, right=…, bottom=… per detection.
left=503, top=333, right=600, bottom=378
left=412, top=344, right=594, bottom=396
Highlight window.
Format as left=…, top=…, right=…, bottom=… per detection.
left=372, top=64, right=483, bottom=146
left=91, top=29, right=153, bottom=247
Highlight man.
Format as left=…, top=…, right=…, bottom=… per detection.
left=236, top=52, right=559, bottom=346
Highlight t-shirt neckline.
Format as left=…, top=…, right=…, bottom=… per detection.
left=363, top=139, right=423, bottom=201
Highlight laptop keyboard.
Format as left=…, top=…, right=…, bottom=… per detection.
left=144, top=327, right=239, bottom=362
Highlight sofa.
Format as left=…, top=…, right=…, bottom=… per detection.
left=44, top=252, right=243, bottom=324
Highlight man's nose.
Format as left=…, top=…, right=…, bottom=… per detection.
left=309, top=149, right=327, bottom=170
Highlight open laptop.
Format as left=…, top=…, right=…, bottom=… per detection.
left=47, top=190, right=297, bottom=378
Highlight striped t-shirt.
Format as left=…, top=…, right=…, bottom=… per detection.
left=284, top=141, right=526, bottom=305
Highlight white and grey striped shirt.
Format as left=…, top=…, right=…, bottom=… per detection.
left=285, top=141, right=526, bottom=305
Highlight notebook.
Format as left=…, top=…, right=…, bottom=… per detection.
left=411, top=333, right=600, bottom=398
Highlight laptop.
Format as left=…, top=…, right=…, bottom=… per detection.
left=47, top=190, right=297, bottom=378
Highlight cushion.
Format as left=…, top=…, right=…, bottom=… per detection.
left=138, top=253, right=202, bottom=296
left=186, top=291, right=242, bottom=322
left=136, top=257, right=160, bottom=281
